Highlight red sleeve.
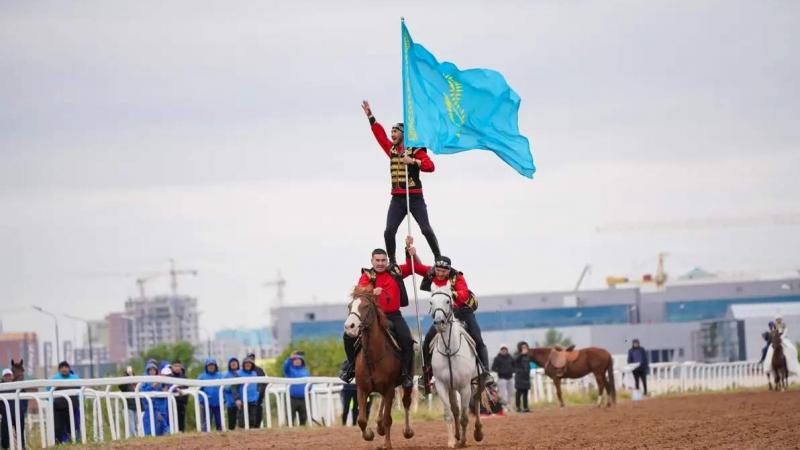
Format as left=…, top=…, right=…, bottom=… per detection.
left=370, top=122, right=393, bottom=156
left=414, top=149, right=435, bottom=172
left=399, top=255, right=430, bottom=278
left=453, top=274, right=470, bottom=305
left=357, top=273, right=371, bottom=288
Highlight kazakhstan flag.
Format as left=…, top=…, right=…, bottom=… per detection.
left=402, top=21, right=535, bottom=178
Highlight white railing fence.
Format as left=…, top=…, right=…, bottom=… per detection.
left=0, top=361, right=785, bottom=449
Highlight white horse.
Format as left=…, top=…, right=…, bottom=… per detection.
left=428, top=286, right=484, bottom=448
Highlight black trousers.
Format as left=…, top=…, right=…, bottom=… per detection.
left=237, top=403, right=258, bottom=429
left=226, top=406, right=239, bottom=430
left=384, top=194, right=440, bottom=262
left=515, top=389, right=529, bottom=410
left=290, top=397, right=307, bottom=426
left=423, top=307, right=489, bottom=369
left=343, top=311, right=414, bottom=378
left=176, top=401, right=187, bottom=432
left=633, top=368, right=648, bottom=395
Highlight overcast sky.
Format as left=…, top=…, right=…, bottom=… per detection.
left=1, top=1, right=798, bottom=350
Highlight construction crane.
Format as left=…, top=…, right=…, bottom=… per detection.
left=135, top=273, right=164, bottom=299
left=169, top=258, right=198, bottom=296
left=606, top=252, right=669, bottom=288
left=573, top=264, right=592, bottom=292
left=263, top=271, right=286, bottom=307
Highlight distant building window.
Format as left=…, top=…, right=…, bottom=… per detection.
left=305, top=313, right=316, bottom=321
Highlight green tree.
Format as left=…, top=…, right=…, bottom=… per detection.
left=128, top=341, right=197, bottom=374
left=537, top=328, right=573, bottom=348
left=269, top=337, right=345, bottom=377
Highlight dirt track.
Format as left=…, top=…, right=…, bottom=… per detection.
left=107, top=390, right=800, bottom=449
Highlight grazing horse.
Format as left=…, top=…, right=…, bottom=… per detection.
left=428, top=286, right=484, bottom=449
left=767, top=329, right=789, bottom=391
left=343, top=287, right=414, bottom=449
left=529, top=346, right=616, bottom=407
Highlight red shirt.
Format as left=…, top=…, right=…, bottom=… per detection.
left=357, top=258, right=418, bottom=313
left=413, top=260, right=471, bottom=309
left=370, top=122, right=434, bottom=195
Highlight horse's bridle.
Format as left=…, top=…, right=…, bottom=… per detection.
left=348, top=297, right=377, bottom=332
left=430, top=291, right=454, bottom=325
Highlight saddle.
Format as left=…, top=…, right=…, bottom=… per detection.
left=429, top=325, right=477, bottom=357
left=354, top=323, right=402, bottom=354
left=548, top=345, right=580, bottom=369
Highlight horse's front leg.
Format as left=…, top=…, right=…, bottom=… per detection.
left=356, top=388, right=374, bottom=441
left=402, top=386, right=414, bottom=439
left=376, top=397, right=385, bottom=436
left=456, top=385, right=471, bottom=448
left=448, top=388, right=461, bottom=443
left=382, top=388, right=395, bottom=450
left=553, top=377, right=565, bottom=407
left=435, top=379, right=457, bottom=449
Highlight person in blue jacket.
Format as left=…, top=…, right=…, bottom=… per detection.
left=141, top=362, right=170, bottom=436
left=237, top=356, right=261, bottom=428
left=197, top=358, right=223, bottom=431
left=223, top=357, right=241, bottom=430
left=627, top=338, right=650, bottom=396
left=283, top=351, right=309, bottom=426
left=49, top=361, right=81, bottom=444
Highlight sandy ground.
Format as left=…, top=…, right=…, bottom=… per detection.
left=105, top=390, right=800, bottom=450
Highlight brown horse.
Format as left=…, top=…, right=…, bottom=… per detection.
left=344, top=288, right=414, bottom=449
left=767, top=329, right=789, bottom=391
left=529, top=346, right=616, bottom=407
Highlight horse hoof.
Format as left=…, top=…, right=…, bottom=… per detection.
left=363, top=429, right=375, bottom=441
left=377, top=426, right=385, bottom=436
left=403, top=428, right=414, bottom=439
left=474, top=429, right=484, bottom=442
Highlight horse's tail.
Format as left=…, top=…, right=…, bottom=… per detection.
left=606, top=357, right=617, bottom=404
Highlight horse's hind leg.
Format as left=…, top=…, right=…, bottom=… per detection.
left=554, top=377, right=565, bottom=408
left=594, top=372, right=605, bottom=407
left=402, top=386, right=414, bottom=439
left=357, top=390, right=374, bottom=441
left=376, top=397, right=385, bottom=436
left=473, top=383, right=484, bottom=442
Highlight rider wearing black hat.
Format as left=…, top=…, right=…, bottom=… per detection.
left=362, top=100, right=441, bottom=264
left=409, top=246, right=494, bottom=394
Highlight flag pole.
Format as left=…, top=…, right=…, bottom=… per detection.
left=401, top=16, right=424, bottom=374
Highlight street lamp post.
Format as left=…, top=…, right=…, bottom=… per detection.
left=64, top=314, right=95, bottom=379
left=32, top=306, right=60, bottom=363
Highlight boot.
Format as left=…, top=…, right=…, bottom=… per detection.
left=419, top=366, right=433, bottom=395
left=339, top=335, right=357, bottom=383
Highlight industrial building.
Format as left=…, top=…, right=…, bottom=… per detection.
left=272, top=274, right=800, bottom=362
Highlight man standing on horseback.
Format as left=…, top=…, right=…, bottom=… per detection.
left=339, top=244, right=417, bottom=389
left=407, top=243, right=495, bottom=394
left=362, top=100, right=442, bottom=264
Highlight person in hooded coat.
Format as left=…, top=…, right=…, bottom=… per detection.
left=237, top=357, right=261, bottom=428
left=223, top=357, right=241, bottom=430
left=246, top=353, right=267, bottom=428
left=197, top=358, right=223, bottom=431
left=491, top=345, right=514, bottom=409
left=141, top=362, right=170, bottom=436
left=283, top=352, right=310, bottom=426
left=49, top=361, right=81, bottom=443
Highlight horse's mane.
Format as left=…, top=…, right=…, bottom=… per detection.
left=351, top=286, right=390, bottom=329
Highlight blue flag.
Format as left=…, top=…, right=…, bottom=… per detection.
left=402, top=21, right=535, bottom=178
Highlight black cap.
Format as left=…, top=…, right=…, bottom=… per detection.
left=434, top=256, right=452, bottom=269
left=391, top=123, right=404, bottom=132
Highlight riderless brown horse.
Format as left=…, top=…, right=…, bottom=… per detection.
left=344, top=287, right=414, bottom=449
left=529, top=345, right=616, bottom=407
left=767, top=329, right=789, bottom=391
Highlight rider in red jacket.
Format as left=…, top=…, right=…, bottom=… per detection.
left=409, top=243, right=495, bottom=394
left=339, top=239, right=418, bottom=389
left=363, top=100, right=441, bottom=264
